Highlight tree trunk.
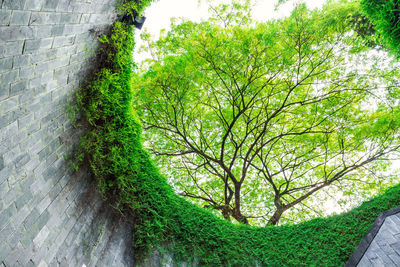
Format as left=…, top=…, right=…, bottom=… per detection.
left=232, top=183, right=248, bottom=224
left=268, top=208, right=285, bottom=225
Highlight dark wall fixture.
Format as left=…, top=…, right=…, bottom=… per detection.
left=121, top=10, right=146, bottom=29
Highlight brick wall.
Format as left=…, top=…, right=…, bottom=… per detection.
left=0, top=0, right=135, bottom=266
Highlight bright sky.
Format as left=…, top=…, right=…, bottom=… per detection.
left=133, top=0, right=327, bottom=63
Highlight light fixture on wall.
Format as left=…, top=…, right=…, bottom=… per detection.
left=121, top=11, right=146, bottom=30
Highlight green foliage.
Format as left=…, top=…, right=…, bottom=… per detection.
left=116, top=0, right=154, bottom=16
left=361, top=0, right=400, bottom=56
left=75, top=0, right=400, bottom=266
left=134, top=0, right=400, bottom=225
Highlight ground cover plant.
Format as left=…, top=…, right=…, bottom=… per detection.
left=75, top=0, right=400, bottom=265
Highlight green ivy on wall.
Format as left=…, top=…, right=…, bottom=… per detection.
left=74, top=1, right=400, bottom=266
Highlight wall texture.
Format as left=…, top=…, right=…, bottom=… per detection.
left=0, top=0, right=136, bottom=266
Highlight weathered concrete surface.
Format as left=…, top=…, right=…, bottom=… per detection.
left=357, top=213, right=400, bottom=266
left=0, top=0, right=135, bottom=266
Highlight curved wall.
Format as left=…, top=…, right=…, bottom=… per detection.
left=0, top=1, right=135, bottom=266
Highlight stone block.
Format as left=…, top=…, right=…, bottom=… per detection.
left=35, top=25, right=53, bottom=38
left=23, top=208, right=39, bottom=230
left=3, top=185, right=22, bottom=207
left=28, top=76, right=42, bottom=89
left=10, top=10, right=31, bottom=25
left=31, top=49, right=57, bottom=63
left=11, top=80, right=28, bottom=95
left=18, top=113, right=34, bottom=129
left=0, top=242, right=12, bottom=265
left=0, top=56, right=13, bottom=73
left=36, top=209, right=50, bottom=230
left=0, top=26, right=35, bottom=42
left=1, top=70, right=19, bottom=89
left=15, top=190, right=33, bottom=210
left=0, top=9, right=11, bottom=25
left=24, top=37, right=53, bottom=53
left=0, top=83, right=9, bottom=101
left=53, top=35, right=75, bottom=48
left=0, top=203, right=17, bottom=230
left=42, top=0, right=58, bottom=11
left=0, top=222, right=15, bottom=244
left=0, top=165, right=13, bottom=185
left=33, top=225, right=49, bottom=247
left=8, top=225, right=26, bottom=249
left=15, top=153, right=30, bottom=168
left=24, top=0, right=44, bottom=11
left=2, top=0, right=27, bottom=9
left=19, top=66, right=34, bottom=80
left=37, top=195, right=51, bottom=214
left=4, top=40, right=24, bottom=57
left=13, top=54, right=31, bottom=68
left=0, top=95, right=19, bottom=113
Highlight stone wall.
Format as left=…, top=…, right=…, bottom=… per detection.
left=0, top=0, right=135, bottom=266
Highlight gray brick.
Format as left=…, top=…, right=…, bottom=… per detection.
left=0, top=203, right=17, bottom=229
left=20, top=226, right=38, bottom=247
left=0, top=44, right=4, bottom=58
left=23, top=208, right=39, bottom=229
left=36, top=209, right=50, bottom=230
left=31, top=49, right=56, bottom=63
left=18, top=113, right=34, bottom=129
left=0, top=222, right=15, bottom=244
left=28, top=76, right=42, bottom=89
left=0, top=113, right=9, bottom=128
left=10, top=10, right=31, bottom=25
left=15, top=190, right=33, bottom=210
left=33, top=225, right=49, bottom=247
left=19, top=66, right=34, bottom=79
left=35, top=25, right=52, bottom=38
left=0, top=9, right=11, bottom=25
left=10, top=107, right=25, bottom=124
left=2, top=0, right=27, bottom=9
left=37, top=195, right=51, bottom=214
left=24, top=37, right=53, bottom=53
left=0, top=242, right=12, bottom=265
left=23, top=39, right=40, bottom=53
left=4, top=40, right=24, bottom=57
left=30, top=11, right=61, bottom=25
left=51, top=24, right=64, bottom=37
left=0, top=165, right=13, bottom=185
left=8, top=225, right=26, bottom=249
left=53, top=35, right=75, bottom=48
left=24, top=0, right=44, bottom=11
left=42, top=0, right=58, bottom=11
left=1, top=70, right=19, bottom=88
left=0, top=95, right=19, bottom=113
left=0, top=155, right=3, bottom=171
left=19, top=174, right=35, bottom=191
left=0, top=57, right=13, bottom=72
left=11, top=80, right=28, bottom=95
left=13, top=54, right=31, bottom=68
left=0, top=178, right=9, bottom=198
left=3, top=184, right=22, bottom=207
left=0, top=26, right=35, bottom=41
left=15, top=153, right=30, bottom=168
left=80, top=14, right=90, bottom=24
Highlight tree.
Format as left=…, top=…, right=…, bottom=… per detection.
left=133, top=1, right=400, bottom=225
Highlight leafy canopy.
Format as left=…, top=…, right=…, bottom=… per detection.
left=133, top=0, right=400, bottom=225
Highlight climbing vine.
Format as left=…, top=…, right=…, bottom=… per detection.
left=73, top=0, right=400, bottom=266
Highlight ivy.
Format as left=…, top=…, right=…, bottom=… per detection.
left=75, top=1, right=400, bottom=266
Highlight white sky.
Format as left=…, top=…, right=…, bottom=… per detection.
left=134, top=0, right=327, bottom=63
